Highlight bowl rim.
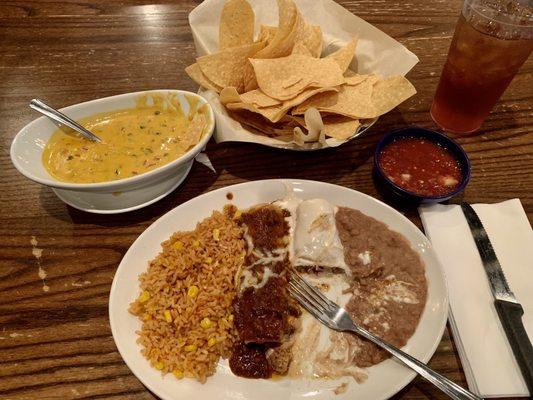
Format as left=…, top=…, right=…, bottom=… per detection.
left=373, top=126, right=471, bottom=200
left=10, top=89, right=215, bottom=190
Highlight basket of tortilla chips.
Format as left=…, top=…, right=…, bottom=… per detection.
left=187, top=0, right=418, bottom=150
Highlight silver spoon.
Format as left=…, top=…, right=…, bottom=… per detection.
left=30, top=98, right=102, bottom=143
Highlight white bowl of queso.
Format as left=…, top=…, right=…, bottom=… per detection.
left=10, top=90, right=215, bottom=214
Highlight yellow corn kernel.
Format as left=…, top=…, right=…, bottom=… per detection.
left=154, top=361, right=164, bottom=370
left=173, top=241, right=183, bottom=250
left=187, top=285, right=199, bottom=298
left=234, top=209, right=242, bottom=219
left=200, top=317, right=212, bottom=329
left=228, top=314, right=234, bottom=322
left=164, top=310, right=172, bottom=323
left=207, top=337, right=217, bottom=347
left=184, top=344, right=197, bottom=352
left=139, top=290, right=150, bottom=303
left=173, top=369, right=184, bottom=379
left=205, top=256, right=213, bottom=265
left=193, top=240, right=200, bottom=248
left=212, top=229, right=220, bottom=241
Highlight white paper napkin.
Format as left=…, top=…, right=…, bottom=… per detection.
left=419, top=200, right=533, bottom=398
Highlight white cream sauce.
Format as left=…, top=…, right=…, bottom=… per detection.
left=274, top=185, right=350, bottom=276
left=288, top=274, right=366, bottom=382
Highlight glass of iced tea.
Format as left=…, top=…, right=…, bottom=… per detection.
left=431, top=0, right=533, bottom=133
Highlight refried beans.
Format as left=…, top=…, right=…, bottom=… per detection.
left=335, top=207, right=427, bottom=368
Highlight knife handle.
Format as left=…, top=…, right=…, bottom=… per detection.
left=495, top=299, right=533, bottom=395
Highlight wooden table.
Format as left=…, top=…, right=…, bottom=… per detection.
left=0, top=0, right=531, bottom=399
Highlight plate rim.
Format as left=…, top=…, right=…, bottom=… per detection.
left=109, top=179, right=449, bottom=400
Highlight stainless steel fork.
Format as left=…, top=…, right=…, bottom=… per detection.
left=288, top=271, right=482, bottom=400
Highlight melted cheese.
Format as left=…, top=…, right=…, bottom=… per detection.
left=288, top=274, right=366, bottom=381
left=240, top=267, right=279, bottom=290
left=250, top=248, right=287, bottom=267
left=42, top=93, right=209, bottom=183
left=274, top=185, right=302, bottom=261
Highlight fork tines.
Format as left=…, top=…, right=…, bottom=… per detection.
left=288, top=269, right=335, bottom=311
left=287, top=268, right=342, bottom=330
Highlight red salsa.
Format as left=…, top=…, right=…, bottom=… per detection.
left=379, top=137, right=463, bottom=197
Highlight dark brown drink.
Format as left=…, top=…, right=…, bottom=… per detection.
left=431, top=0, right=532, bottom=133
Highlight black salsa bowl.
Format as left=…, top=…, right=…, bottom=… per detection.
left=373, top=127, right=471, bottom=203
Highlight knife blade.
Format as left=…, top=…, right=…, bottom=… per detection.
left=461, top=203, right=533, bottom=395
left=461, top=203, right=516, bottom=303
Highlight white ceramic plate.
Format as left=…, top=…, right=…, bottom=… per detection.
left=109, top=179, right=448, bottom=400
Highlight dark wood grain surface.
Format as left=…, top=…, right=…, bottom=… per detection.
left=0, top=0, right=531, bottom=399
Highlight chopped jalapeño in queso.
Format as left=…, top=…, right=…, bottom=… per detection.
left=379, top=137, right=463, bottom=197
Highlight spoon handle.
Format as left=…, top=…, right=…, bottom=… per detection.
left=29, top=99, right=102, bottom=143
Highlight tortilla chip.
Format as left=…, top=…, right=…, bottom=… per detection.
left=244, top=0, right=304, bottom=91
left=291, top=113, right=360, bottom=140
left=293, top=75, right=414, bottom=119
left=241, top=89, right=281, bottom=107
left=289, top=115, right=305, bottom=127
left=344, top=68, right=358, bottom=77
left=292, top=79, right=375, bottom=118
left=291, top=42, right=312, bottom=56
left=254, top=0, right=303, bottom=59
left=220, top=87, right=281, bottom=108
left=257, top=25, right=277, bottom=44
left=326, top=37, right=358, bottom=73
left=371, top=76, right=416, bottom=115
left=250, top=54, right=344, bottom=100
left=197, top=41, right=265, bottom=93
left=242, top=63, right=258, bottom=92
left=322, top=116, right=361, bottom=139
left=280, top=87, right=338, bottom=115
left=292, top=126, right=308, bottom=146
left=183, top=113, right=207, bottom=148
left=344, top=74, right=373, bottom=86
left=226, top=102, right=279, bottom=122
left=227, top=86, right=338, bottom=123
left=219, top=0, right=255, bottom=50
left=220, top=87, right=242, bottom=104
left=185, top=63, right=222, bottom=93
left=294, top=108, right=324, bottom=145
left=228, top=109, right=296, bottom=137
left=293, top=23, right=323, bottom=58
left=304, top=25, right=323, bottom=57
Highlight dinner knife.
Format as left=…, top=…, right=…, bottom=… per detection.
left=461, top=203, right=533, bottom=394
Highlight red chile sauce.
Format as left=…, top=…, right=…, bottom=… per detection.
left=379, top=137, right=463, bottom=197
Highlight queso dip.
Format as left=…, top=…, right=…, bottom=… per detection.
left=42, top=93, right=209, bottom=183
